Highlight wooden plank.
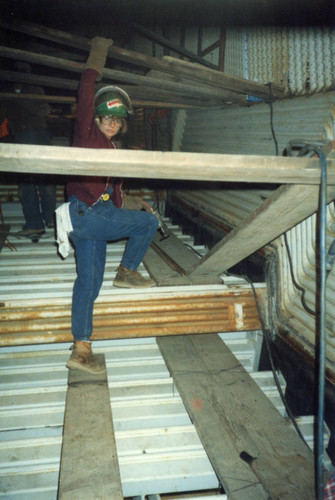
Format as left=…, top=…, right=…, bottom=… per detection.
left=0, top=45, right=233, bottom=104
left=1, top=144, right=335, bottom=185
left=190, top=184, right=335, bottom=277
left=0, top=18, right=284, bottom=99
left=58, top=354, right=123, bottom=500
left=144, top=229, right=222, bottom=285
left=143, top=245, right=194, bottom=285
left=0, top=92, right=76, bottom=105
left=241, top=452, right=315, bottom=499
left=157, top=334, right=315, bottom=500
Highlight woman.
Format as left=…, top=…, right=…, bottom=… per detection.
left=65, top=37, right=159, bottom=374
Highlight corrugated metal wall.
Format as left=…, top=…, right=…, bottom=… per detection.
left=132, top=25, right=334, bottom=96
left=170, top=92, right=335, bottom=375
left=225, top=26, right=335, bottom=95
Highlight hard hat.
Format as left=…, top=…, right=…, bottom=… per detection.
left=94, top=85, right=134, bottom=118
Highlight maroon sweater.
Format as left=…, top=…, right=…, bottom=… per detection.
left=66, top=69, right=123, bottom=207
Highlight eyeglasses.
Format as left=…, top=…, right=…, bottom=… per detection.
left=100, top=116, right=122, bottom=127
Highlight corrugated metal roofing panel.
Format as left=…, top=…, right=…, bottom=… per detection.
left=224, top=26, right=335, bottom=95
left=179, top=92, right=335, bottom=156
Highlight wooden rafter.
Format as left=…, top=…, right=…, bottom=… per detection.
left=0, top=18, right=285, bottom=101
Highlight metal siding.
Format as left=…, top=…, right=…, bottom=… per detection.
left=180, top=92, right=335, bottom=155
left=224, top=26, right=335, bottom=95
left=174, top=92, right=335, bottom=373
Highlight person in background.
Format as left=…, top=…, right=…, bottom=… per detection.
left=62, top=37, right=159, bottom=375
left=0, top=63, right=56, bottom=239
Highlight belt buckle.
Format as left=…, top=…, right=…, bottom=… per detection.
left=101, top=193, right=110, bottom=201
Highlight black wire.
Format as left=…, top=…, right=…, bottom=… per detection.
left=266, top=82, right=279, bottom=156
left=225, top=271, right=308, bottom=445
left=283, top=233, right=316, bottom=316
left=295, top=145, right=327, bottom=500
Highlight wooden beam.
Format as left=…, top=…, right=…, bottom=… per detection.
left=0, top=18, right=284, bottom=99
left=0, top=45, right=231, bottom=104
left=58, top=355, right=123, bottom=500
left=0, top=70, right=221, bottom=108
left=0, top=92, right=76, bottom=105
left=189, top=184, right=335, bottom=277
left=0, top=69, right=79, bottom=91
left=0, top=91, right=205, bottom=110
left=1, top=144, right=335, bottom=185
left=157, top=334, right=315, bottom=500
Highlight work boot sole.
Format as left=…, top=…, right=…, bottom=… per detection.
left=66, top=358, right=106, bottom=375
left=113, top=279, right=156, bottom=288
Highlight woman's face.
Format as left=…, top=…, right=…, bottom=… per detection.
left=97, top=115, right=122, bottom=139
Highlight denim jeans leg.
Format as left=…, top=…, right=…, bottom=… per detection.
left=18, top=182, right=45, bottom=230
left=39, top=182, right=57, bottom=226
left=71, top=236, right=107, bottom=341
left=74, top=202, right=159, bottom=271
left=120, top=211, right=159, bottom=270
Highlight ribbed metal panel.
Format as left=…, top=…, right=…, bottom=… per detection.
left=172, top=91, right=335, bottom=374
left=274, top=203, right=335, bottom=371
left=1, top=333, right=331, bottom=499
left=225, top=26, right=335, bottom=95
left=180, top=91, right=335, bottom=156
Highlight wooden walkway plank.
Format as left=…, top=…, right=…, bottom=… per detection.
left=157, top=334, right=315, bottom=500
left=58, top=354, right=123, bottom=500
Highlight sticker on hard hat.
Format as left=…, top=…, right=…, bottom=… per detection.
left=107, top=99, right=122, bottom=109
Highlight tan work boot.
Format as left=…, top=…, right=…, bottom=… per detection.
left=66, top=341, right=105, bottom=375
left=113, top=264, right=156, bottom=288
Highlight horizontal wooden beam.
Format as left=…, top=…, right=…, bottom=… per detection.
left=1, top=144, right=334, bottom=185
left=0, top=45, right=231, bottom=104
left=1, top=18, right=284, bottom=99
left=0, top=91, right=205, bottom=110
left=0, top=70, right=220, bottom=109
left=190, top=184, right=335, bottom=276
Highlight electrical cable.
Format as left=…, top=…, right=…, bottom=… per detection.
left=265, top=82, right=279, bottom=156
left=283, top=232, right=316, bottom=316
left=296, top=145, right=328, bottom=500
left=225, top=271, right=308, bottom=445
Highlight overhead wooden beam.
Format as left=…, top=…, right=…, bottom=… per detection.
left=0, top=69, right=79, bottom=91
left=0, top=90, right=206, bottom=110
left=0, top=45, right=232, bottom=104
left=0, top=92, right=76, bottom=105
left=0, top=70, right=223, bottom=109
left=1, top=144, right=334, bottom=185
left=0, top=18, right=284, bottom=99
left=189, top=184, right=335, bottom=277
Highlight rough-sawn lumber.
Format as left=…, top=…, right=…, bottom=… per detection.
left=1, top=144, right=334, bottom=185
left=157, top=334, right=315, bottom=500
left=58, top=355, right=123, bottom=500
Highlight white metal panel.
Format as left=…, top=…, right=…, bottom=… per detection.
left=274, top=202, right=335, bottom=369
left=224, top=26, right=335, bottom=96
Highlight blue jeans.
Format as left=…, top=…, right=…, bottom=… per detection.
left=14, top=129, right=56, bottom=230
left=69, top=195, right=159, bottom=341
